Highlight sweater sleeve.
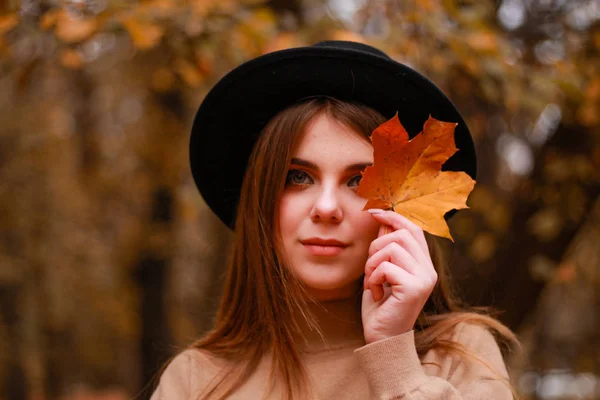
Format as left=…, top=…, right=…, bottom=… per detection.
left=354, top=322, right=514, bottom=399
left=150, top=351, right=195, bottom=400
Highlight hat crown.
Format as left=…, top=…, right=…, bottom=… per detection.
left=312, top=40, right=391, bottom=59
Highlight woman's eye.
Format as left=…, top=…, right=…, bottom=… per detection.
left=285, top=169, right=312, bottom=186
left=348, top=174, right=362, bottom=187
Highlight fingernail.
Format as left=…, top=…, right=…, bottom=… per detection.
left=367, top=209, right=384, bottom=214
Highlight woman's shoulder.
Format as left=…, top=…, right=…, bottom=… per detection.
left=179, top=347, right=228, bottom=369
left=150, top=348, right=226, bottom=400
left=167, top=347, right=230, bottom=379
left=427, top=320, right=509, bottom=358
left=422, top=320, right=511, bottom=381
left=447, top=321, right=503, bottom=347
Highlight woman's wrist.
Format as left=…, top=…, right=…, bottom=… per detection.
left=364, top=328, right=412, bottom=345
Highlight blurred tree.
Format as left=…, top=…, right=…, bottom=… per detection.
left=0, top=0, right=598, bottom=399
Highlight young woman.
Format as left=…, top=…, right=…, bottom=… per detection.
left=151, top=41, right=520, bottom=399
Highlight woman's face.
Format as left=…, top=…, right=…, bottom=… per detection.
left=278, top=113, right=380, bottom=302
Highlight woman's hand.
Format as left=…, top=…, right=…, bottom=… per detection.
left=361, top=209, right=438, bottom=344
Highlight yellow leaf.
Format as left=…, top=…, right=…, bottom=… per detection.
left=55, top=11, right=97, bottom=43
left=194, top=49, right=214, bottom=74
left=230, top=28, right=258, bottom=58
left=577, top=103, right=599, bottom=127
left=122, top=18, right=163, bottom=50
left=419, top=0, right=441, bottom=12
left=0, top=13, right=19, bottom=35
left=192, top=0, right=217, bottom=17
left=357, top=115, right=476, bottom=241
left=263, top=32, right=298, bottom=54
left=40, top=9, right=61, bottom=30
left=60, top=49, right=83, bottom=69
left=441, top=0, right=459, bottom=16
left=241, top=8, right=276, bottom=35
left=465, top=31, right=498, bottom=53
left=175, top=59, right=203, bottom=87
left=463, top=57, right=481, bottom=77
left=584, top=78, right=600, bottom=101
left=215, top=0, right=240, bottom=13
left=141, top=0, right=177, bottom=18
left=430, top=54, right=446, bottom=73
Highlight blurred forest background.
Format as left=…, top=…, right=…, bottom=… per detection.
left=0, top=0, right=599, bottom=399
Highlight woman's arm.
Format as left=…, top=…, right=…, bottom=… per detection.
left=354, top=322, right=514, bottom=399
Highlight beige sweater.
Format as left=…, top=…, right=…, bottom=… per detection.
left=151, top=298, right=513, bottom=399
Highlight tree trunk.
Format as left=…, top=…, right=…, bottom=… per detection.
left=135, top=187, right=174, bottom=399
left=0, top=284, right=26, bottom=400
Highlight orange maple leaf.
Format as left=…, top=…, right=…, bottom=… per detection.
left=357, top=114, right=476, bottom=241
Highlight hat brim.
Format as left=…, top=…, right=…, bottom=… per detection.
left=190, top=45, right=476, bottom=229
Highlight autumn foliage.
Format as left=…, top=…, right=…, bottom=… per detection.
left=358, top=115, right=475, bottom=241
left=0, top=1, right=599, bottom=399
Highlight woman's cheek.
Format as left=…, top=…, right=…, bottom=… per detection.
left=352, top=211, right=380, bottom=256
left=358, top=207, right=380, bottom=237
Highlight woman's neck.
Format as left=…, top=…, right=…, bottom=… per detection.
left=291, top=294, right=365, bottom=353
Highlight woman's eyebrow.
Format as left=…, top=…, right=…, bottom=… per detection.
left=345, top=162, right=372, bottom=172
left=290, top=157, right=318, bottom=170
left=290, top=158, right=372, bottom=172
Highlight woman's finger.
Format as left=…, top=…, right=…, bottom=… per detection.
left=368, top=228, right=428, bottom=267
left=368, top=210, right=428, bottom=254
left=377, top=223, right=389, bottom=239
left=368, top=261, right=416, bottom=302
left=365, top=242, right=419, bottom=282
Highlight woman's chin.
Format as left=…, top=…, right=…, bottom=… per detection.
left=300, top=276, right=362, bottom=301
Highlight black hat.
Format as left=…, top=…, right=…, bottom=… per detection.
left=190, top=40, right=476, bottom=229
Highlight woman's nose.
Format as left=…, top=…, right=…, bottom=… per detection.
left=310, top=186, right=343, bottom=223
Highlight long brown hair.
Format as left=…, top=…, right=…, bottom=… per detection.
left=190, top=97, right=521, bottom=400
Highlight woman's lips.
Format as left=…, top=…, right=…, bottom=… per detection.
left=301, top=239, right=349, bottom=257
left=303, top=244, right=346, bottom=256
